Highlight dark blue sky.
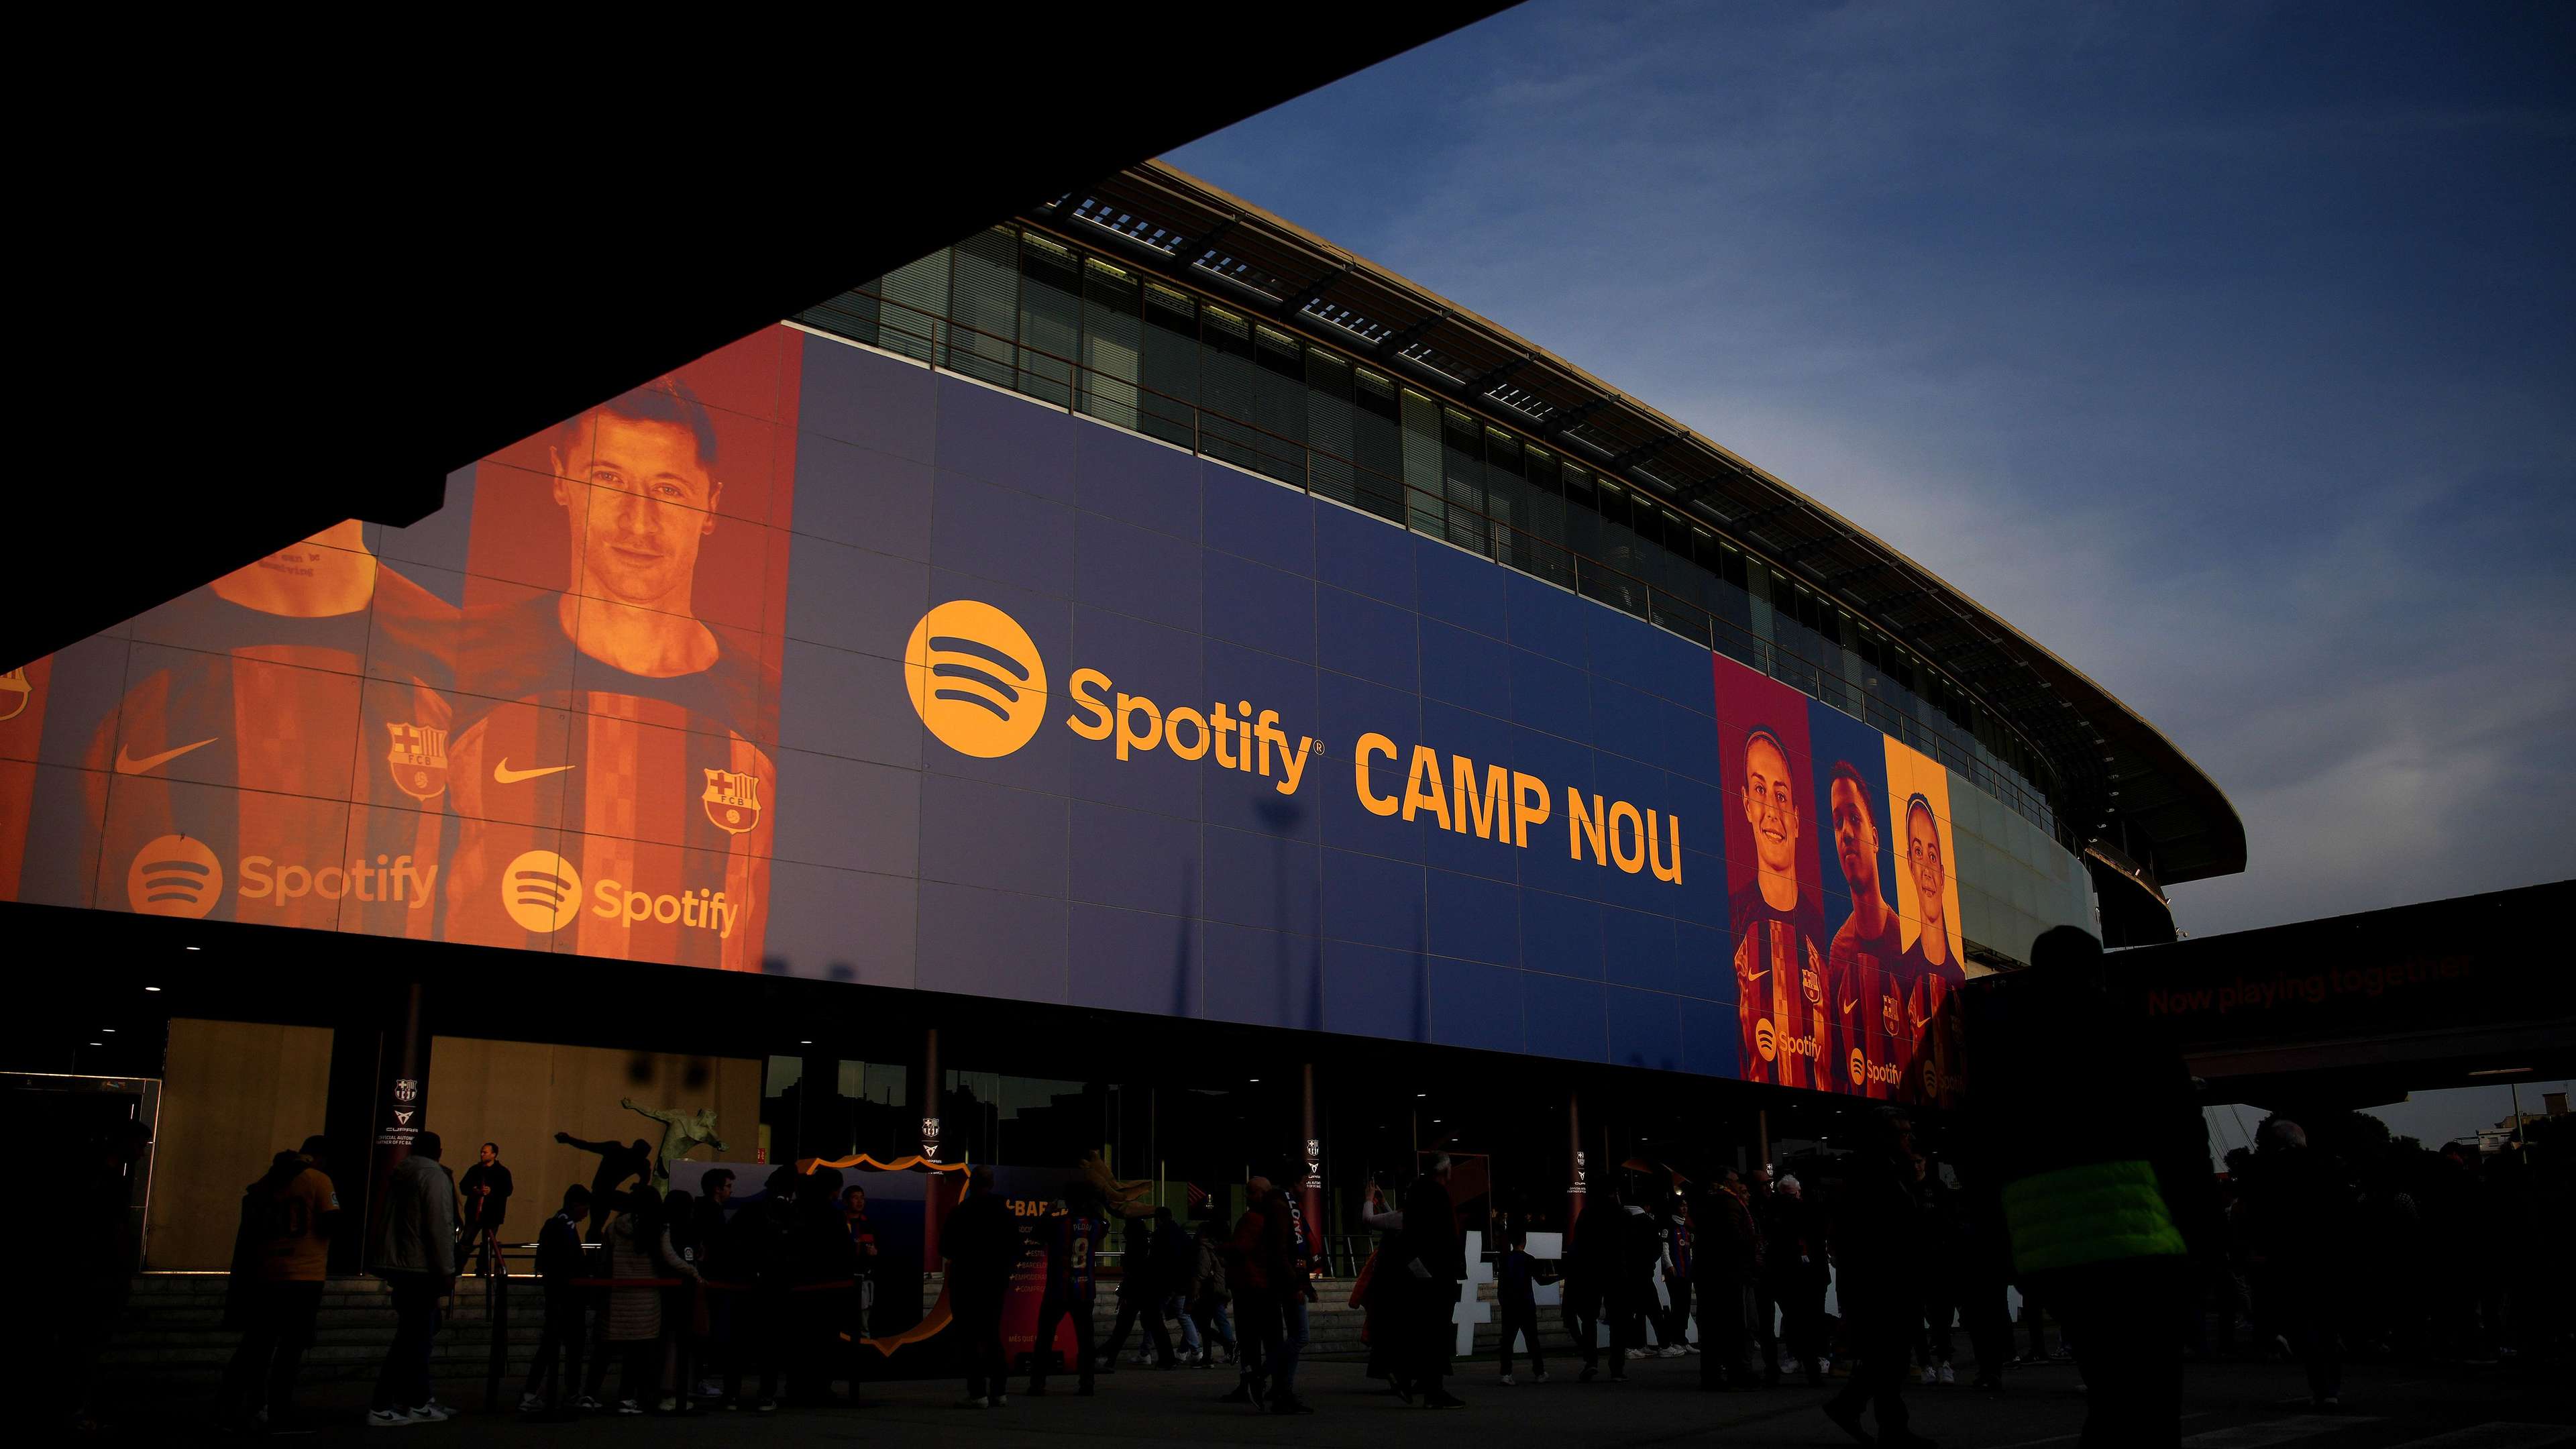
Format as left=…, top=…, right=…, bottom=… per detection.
left=1171, top=1, right=2575, bottom=943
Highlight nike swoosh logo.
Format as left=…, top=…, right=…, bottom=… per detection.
left=115, top=738, right=219, bottom=775
left=493, top=759, right=576, bottom=784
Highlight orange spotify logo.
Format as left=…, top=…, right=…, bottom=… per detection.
left=502, top=850, right=583, bottom=933
left=1848, top=1049, right=1868, bottom=1087
left=904, top=601, right=1048, bottom=759
left=1754, top=1018, right=1778, bottom=1063
left=129, top=835, right=223, bottom=918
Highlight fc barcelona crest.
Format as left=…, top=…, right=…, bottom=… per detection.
left=1882, top=990, right=1900, bottom=1038
left=704, top=768, right=763, bottom=835
left=385, top=721, right=449, bottom=801
left=0, top=666, right=31, bottom=723
left=1800, top=964, right=1823, bottom=1008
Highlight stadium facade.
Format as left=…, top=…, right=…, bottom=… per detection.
left=1, top=162, right=2241, bottom=1284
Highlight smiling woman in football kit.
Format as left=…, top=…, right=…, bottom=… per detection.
left=1731, top=727, right=1839, bottom=1092
left=441, top=379, right=777, bottom=971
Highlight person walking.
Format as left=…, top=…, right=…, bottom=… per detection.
left=1187, top=1218, right=1238, bottom=1368
left=1821, top=1111, right=1933, bottom=1449
left=2241, top=1120, right=2351, bottom=1409
left=1099, top=1217, right=1177, bottom=1369
left=1568, top=1185, right=1627, bottom=1382
left=220, top=1140, right=340, bottom=1432
left=1981, top=926, right=2219, bottom=1448
left=367, top=1130, right=460, bottom=1428
left=1618, top=1187, right=1663, bottom=1362
left=1260, top=1176, right=1316, bottom=1412
left=1218, top=1176, right=1285, bottom=1409
left=519, top=1184, right=592, bottom=1415
left=1392, top=1157, right=1467, bottom=1409
left=1764, top=1172, right=1829, bottom=1385
left=942, top=1165, right=1021, bottom=1410
left=1149, top=1207, right=1204, bottom=1362
left=585, top=1185, right=697, bottom=1413
left=1495, top=1230, right=1548, bottom=1385
left=1030, top=1183, right=1106, bottom=1396
left=458, top=1142, right=513, bottom=1278
left=1696, top=1169, right=1764, bottom=1391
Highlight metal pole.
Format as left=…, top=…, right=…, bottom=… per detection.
left=1565, top=1089, right=1585, bottom=1236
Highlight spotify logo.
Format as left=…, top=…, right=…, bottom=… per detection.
left=502, top=850, right=583, bottom=933
left=1849, top=1048, right=1868, bottom=1087
left=1754, top=1017, right=1777, bottom=1063
left=904, top=601, right=1048, bottom=759
left=128, top=835, right=222, bottom=918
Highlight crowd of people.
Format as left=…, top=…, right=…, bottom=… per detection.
left=193, top=980, right=2568, bottom=1444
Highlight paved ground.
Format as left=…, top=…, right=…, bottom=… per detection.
left=87, top=1349, right=2575, bottom=1447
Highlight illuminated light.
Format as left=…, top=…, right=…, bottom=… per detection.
left=799, top=1040, right=813, bottom=1046
left=184, top=945, right=201, bottom=951
left=102, top=1028, right=115, bottom=1033
left=1415, top=1093, right=1428, bottom=1099
left=144, top=986, right=162, bottom=992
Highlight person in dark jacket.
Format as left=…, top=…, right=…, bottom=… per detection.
left=1978, top=926, right=2218, bottom=1448
left=1762, top=1171, right=1830, bottom=1385
left=788, top=1166, right=859, bottom=1405
left=458, top=1141, right=514, bottom=1277
left=1392, top=1157, right=1466, bottom=1409
left=520, top=1184, right=593, bottom=1414
left=1030, top=1183, right=1107, bottom=1396
left=1568, top=1188, right=1628, bottom=1382
left=367, top=1131, right=460, bottom=1428
left=943, top=1165, right=1022, bottom=1409
left=721, top=1167, right=802, bottom=1413
left=1823, top=1111, right=1932, bottom=1449
left=1099, top=1216, right=1177, bottom=1370
left=220, top=1142, right=340, bottom=1432
left=1696, top=1170, right=1764, bottom=1390
left=2241, top=1120, right=2351, bottom=1409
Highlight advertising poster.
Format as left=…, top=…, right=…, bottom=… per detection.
left=1808, top=704, right=1908, bottom=1099
left=1886, top=737, right=1969, bottom=1106
left=1713, top=661, right=1835, bottom=1091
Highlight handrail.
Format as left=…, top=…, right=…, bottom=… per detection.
left=802, top=288, right=2065, bottom=843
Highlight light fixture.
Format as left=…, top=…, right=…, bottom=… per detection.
left=144, top=986, right=162, bottom=992
left=89, top=1041, right=103, bottom=1046
left=1248, top=1078, right=1260, bottom=1083
left=1415, top=1093, right=1428, bottom=1098
left=184, top=945, right=201, bottom=952
left=799, top=1039, right=812, bottom=1045
left=102, top=1028, right=115, bottom=1033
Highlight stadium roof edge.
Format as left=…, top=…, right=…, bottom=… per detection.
left=1025, top=159, right=2243, bottom=888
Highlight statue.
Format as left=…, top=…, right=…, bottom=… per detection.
left=1077, top=1149, right=1155, bottom=1219
left=623, top=1098, right=726, bottom=1191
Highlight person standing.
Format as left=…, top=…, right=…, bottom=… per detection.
left=1696, top=1169, right=1764, bottom=1391
left=720, top=1167, right=801, bottom=1413
left=1393, top=1157, right=1467, bottom=1409
left=1030, top=1184, right=1106, bottom=1396
left=943, top=1166, right=1021, bottom=1410
left=1822, top=1112, right=1933, bottom=1449
left=1661, top=1193, right=1697, bottom=1358
left=221, top=1140, right=340, bottom=1432
left=842, top=1185, right=879, bottom=1340
left=1495, top=1230, right=1548, bottom=1385
left=519, top=1185, right=592, bottom=1415
left=368, top=1130, right=460, bottom=1428
left=1358, top=1177, right=1411, bottom=1395
left=458, top=1142, right=513, bottom=1278
left=1148, top=1207, right=1204, bottom=1362
left=1765, top=1174, right=1830, bottom=1385
left=1568, top=1185, right=1627, bottom=1382
left=1261, top=1179, right=1316, bottom=1413
left=1982, top=926, right=2218, bottom=1448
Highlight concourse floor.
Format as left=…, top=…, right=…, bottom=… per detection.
left=92, top=1346, right=2576, bottom=1448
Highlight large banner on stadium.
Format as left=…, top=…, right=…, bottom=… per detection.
left=0, top=324, right=1998, bottom=1101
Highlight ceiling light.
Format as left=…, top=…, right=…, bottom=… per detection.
left=144, top=986, right=162, bottom=992
left=184, top=946, right=201, bottom=952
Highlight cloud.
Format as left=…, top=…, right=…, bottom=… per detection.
left=1171, top=1, right=2576, bottom=934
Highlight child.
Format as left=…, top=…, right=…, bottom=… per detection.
left=1497, top=1231, right=1550, bottom=1385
